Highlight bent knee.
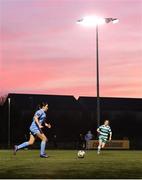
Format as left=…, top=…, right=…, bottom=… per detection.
left=43, top=137, right=48, bottom=142
left=28, top=141, right=34, bottom=145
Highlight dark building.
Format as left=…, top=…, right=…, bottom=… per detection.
left=0, top=93, right=142, bottom=149
left=1, top=93, right=82, bottom=148
left=78, top=97, right=142, bottom=149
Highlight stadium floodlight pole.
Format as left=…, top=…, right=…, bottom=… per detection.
left=96, top=23, right=100, bottom=128
left=77, top=16, right=119, bottom=127
left=8, top=97, right=11, bottom=148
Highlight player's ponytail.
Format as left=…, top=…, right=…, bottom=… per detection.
left=38, top=102, right=48, bottom=109
left=37, top=104, right=41, bottom=110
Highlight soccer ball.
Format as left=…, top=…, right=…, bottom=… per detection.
left=77, top=150, right=85, bottom=158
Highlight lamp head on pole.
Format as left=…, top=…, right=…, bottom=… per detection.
left=105, top=18, right=119, bottom=24
left=77, top=16, right=119, bottom=27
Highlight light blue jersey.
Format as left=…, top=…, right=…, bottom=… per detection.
left=16, top=108, right=48, bottom=156
left=30, top=109, right=46, bottom=135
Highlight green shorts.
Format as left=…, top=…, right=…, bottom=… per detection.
left=99, top=136, right=107, bottom=143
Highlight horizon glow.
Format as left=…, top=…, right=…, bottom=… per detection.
left=0, top=0, right=142, bottom=98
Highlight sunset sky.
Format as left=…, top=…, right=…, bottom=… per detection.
left=0, top=0, right=142, bottom=98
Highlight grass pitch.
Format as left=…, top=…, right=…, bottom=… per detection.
left=0, top=150, right=142, bottom=179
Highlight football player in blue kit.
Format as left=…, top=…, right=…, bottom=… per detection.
left=14, top=102, right=51, bottom=158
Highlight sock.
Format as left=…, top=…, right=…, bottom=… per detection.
left=98, top=146, right=101, bottom=152
left=40, top=141, right=46, bottom=155
left=17, top=142, right=29, bottom=150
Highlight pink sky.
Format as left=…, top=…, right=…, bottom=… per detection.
left=0, top=0, right=142, bottom=98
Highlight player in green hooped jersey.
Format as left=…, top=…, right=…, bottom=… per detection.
left=97, top=120, right=112, bottom=154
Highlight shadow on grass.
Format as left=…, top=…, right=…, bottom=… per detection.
left=0, top=166, right=142, bottom=179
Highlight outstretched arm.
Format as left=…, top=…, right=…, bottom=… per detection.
left=109, top=132, right=112, bottom=141
left=45, top=123, right=51, bottom=128
left=97, top=128, right=101, bottom=134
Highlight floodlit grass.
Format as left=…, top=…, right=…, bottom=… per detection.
left=0, top=150, right=142, bottom=179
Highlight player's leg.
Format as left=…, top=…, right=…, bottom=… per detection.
left=85, top=140, right=87, bottom=150
left=14, top=134, right=35, bottom=154
left=36, top=133, right=48, bottom=158
left=97, top=138, right=102, bottom=154
left=86, top=141, right=89, bottom=150
left=101, top=142, right=106, bottom=149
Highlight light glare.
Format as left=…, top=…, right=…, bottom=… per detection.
left=77, top=16, right=106, bottom=27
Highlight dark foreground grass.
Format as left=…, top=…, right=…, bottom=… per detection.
left=0, top=150, right=142, bottom=179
